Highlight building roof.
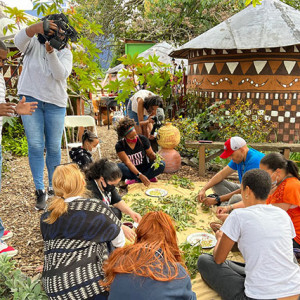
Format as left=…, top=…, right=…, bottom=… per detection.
left=107, top=41, right=187, bottom=74
left=171, top=0, right=300, bottom=58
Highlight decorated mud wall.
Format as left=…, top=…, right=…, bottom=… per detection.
left=186, top=45, right=300, bottom=143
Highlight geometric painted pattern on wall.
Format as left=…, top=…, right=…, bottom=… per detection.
left=186, top=45, right=300, bottom=143
left=188, top=45, right=300, bottom=59
left=188, top=60, right=300, bottom=76
left=189, top=90, right=300, bottom=143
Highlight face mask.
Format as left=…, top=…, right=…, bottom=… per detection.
left=101, top=179, right=115, bottom=193
left=126, top=137, right=137, bottom=144
left=271, top=171, right=277, bottom=188
left=91, top=147, right=98, bottom=153
left=89, top=144, right=99, bottom=154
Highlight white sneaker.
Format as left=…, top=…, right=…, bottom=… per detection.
left=2, top=230, right=13, bottom=241
left=0, top=241, right=18, bottom=257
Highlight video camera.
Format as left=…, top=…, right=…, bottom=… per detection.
left=150, top=107, right=165, bottom=137
left=41, top=13, right=79, bottom=50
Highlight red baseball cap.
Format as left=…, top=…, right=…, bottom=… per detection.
left=220, top=137, right=246, bottom=159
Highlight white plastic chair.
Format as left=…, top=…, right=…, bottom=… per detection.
left=64, top=115, right=101, bottom=162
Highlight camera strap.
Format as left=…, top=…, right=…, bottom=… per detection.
left=5, top=42, right=30, bottom=86
left=43, top=19, right=51, bottom=36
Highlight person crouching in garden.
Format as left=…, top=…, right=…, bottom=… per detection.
left=40, top=163, right=125, bottom=300
left=115, top=117, right=165, bottom=186
left=85, top=158, right=142, bottom=242
left=102, top=211, right=197, bottom=300
left=197, top=169, right=300, bottom=300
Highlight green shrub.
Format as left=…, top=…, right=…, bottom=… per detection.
left=217, top=99, right=273, bottom=143
left=2, top=118, right=28, bottom=156
left=0, top=256, right=47, bottom=299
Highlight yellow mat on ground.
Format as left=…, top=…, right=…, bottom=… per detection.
left=124, top=180, right=244, bottom=300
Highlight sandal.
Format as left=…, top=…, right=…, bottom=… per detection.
left=210, top=222, right=222, bottom=233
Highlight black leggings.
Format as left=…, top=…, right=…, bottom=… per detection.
left=293, top=238, right=300, bottom=249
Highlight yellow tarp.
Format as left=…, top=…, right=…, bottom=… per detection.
left=124, top=180, right=244, bottom=300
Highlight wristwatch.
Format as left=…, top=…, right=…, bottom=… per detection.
left=136, top=172, right=141, bottom=178
left=207, top=193, right=221, bottom=206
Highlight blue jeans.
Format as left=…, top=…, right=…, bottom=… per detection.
left=21, top=96, right=66, bottom=190
left=127, top=100, right=147, bottom=125
left=0, top=145, right=3, bottom=239
left=117, top=161, right=165, bottom=181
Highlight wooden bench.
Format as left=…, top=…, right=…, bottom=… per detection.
left=185, top=141, right=300, bottom=176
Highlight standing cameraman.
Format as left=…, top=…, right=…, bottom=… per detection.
left=14, top=14, right=76, bottom=210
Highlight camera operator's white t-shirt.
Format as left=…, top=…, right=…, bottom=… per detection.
left=130, top=90, right=155, bottom=116
left=221, top=204, right=300, bottom=299
left=14, top=29, right=72, bottom=107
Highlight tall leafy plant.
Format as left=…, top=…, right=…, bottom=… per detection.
left=105, top=53, right=183, bottom=104
left=3, top=0, right=104, bottom=98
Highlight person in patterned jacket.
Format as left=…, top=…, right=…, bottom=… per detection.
left=40, top=163, right=124, bottom=300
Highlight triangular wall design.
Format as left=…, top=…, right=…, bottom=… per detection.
left=226, top=62, right=239, bottom=74
left=215, top=63, right=225, bottom=74
left=269, top=61, right=282, bottom=74
left=254, top=61, right=268, bottom=74
left=208, top=64, right=219, bottom=75
left=284, top=61, right=296, bottom=75
left=240, top=62, right=252, bottom=74
left=205, top=63, right=214, bottom=74
left=201, top=65, right=208, bottom=75
left=220, top=63, right=231, bottom=74
left=245, top=63, right=258, bottom=75
left=290, top=62, right=300, bottom=75
left=259, top=62, right=273, bottom=75
left=232, top=63, right=244, bottom=75
left=275, top=62, right=288, bottom=75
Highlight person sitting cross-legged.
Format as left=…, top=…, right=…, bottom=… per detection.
left=102, top=211, right=197, bottom=300
left=197, top=169, right=300, bottom=300
left=198, top=136, right=264, bottom=207
left=40, top=163, right=125, bottom=300
left=115, top=117, right=165, bottom=186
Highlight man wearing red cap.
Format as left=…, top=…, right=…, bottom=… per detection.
left=198, top=136, right=265, bottom=207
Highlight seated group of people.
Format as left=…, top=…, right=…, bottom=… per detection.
left=41, top=162, right=196, bottom=300
left=198, top=137, right=300, bottom=300
left=45, top=125, right=300, bottom=300
left=70, top=117, right=166, bottom=187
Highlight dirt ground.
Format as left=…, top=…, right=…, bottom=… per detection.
left=0, top=125, right=210, bottom=277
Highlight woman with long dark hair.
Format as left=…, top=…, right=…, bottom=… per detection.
left=85, top=158, right=142, bottom=242
left=103, top=211, right=196, bottom=299
left=260, top=152, right=300, bottom=249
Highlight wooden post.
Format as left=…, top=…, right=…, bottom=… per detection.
left=283, top=148, right=290, bottom=159
left=76, top=98, right=85, bottom=141
left=199, top=145, right=206, bottom=177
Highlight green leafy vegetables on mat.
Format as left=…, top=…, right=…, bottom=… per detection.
left=180, top=242, right=213, bottom=279
left=129, top=193, right=198, bottom=231
left=168, top=175, right=195, bottom=190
